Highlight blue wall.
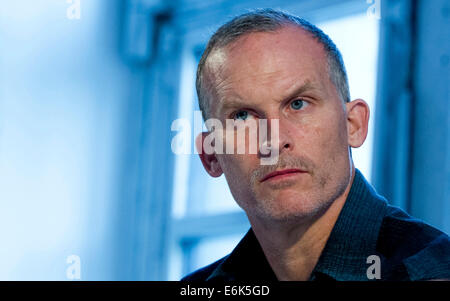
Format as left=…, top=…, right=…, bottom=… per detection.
left=0, top=0, right=133, bottom=280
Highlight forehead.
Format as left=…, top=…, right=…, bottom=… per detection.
left=204, top=25, right=330, bottom=111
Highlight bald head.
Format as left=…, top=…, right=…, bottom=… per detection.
left=196, top=9, right=350, bottom=121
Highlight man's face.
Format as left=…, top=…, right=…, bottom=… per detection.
left=203, top=26, right=353, bottom=224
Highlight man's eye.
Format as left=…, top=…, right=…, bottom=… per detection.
left=234, top=110, right=250, bottom=120
left=290, top=99, right=307, bottom=110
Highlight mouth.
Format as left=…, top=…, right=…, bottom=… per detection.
left=260, top=168, right=307, bottom=183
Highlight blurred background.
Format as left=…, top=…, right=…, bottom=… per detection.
left=0, top=0, right=448, bottom=280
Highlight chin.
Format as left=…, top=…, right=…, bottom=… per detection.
left=252, top=190, right=333, bottom=223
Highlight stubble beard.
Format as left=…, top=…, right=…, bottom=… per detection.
left=245, top=154, right=350, bottom=225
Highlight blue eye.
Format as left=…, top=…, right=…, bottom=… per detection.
left=291, top=99, right=305, bottom=110
left=234, top=110, right=249, bottom=120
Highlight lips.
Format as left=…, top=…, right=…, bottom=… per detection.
left=260, top=168, right=306, bottom=182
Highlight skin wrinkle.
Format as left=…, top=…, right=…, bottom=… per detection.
left=200, top=25, right=348, bottom=121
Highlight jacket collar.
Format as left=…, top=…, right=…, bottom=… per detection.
left=310, top=168, right=388, bottom=280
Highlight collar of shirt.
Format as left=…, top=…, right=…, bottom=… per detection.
left=206, top=168, right=388, bottom=281
left=309, top=168, right=388, bottom=280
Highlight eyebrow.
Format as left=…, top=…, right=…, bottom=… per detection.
left=217, top=80, right=317, bottom=115
left=282, top=80, right=316, bottom=102
left=218, top=97, right=248, bottom=114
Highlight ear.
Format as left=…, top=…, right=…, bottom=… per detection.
left=345, top=99, right=370, bottom=148
left=195, top=132, right=223, bottom=177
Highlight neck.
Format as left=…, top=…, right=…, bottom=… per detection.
left=249, top=167, right=355, bottom=281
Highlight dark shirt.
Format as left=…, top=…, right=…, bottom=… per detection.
left=182, top=169, right=450, bottom=281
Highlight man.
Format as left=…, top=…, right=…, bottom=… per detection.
left=182, top=9, right=450, bottom=281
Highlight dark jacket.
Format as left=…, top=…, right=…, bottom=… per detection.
left=182, top=169, right=450, bottom=281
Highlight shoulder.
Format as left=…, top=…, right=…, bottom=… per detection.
left=180, top=256, right=227, bottom=281
left=377, top=205, right=450, bottom=280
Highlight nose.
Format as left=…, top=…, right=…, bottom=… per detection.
left=258, top=117, right=294, bottom=159
left=277, top=117, right=294, bottom=153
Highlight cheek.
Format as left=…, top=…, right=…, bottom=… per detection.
left=323, top=116, right=349, bottom=171
left=217, top=155, right=257, bottom=194
left=305, top=111, right=348, bottom=163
